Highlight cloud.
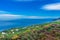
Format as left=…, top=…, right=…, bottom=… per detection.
left=42, top=3, right=60, bottom=10
left=0, top=11, right=23, bottom=20
left=0, top=14, right=59, bottom=21
left=0, top=11, right=59, bottom=21
left=26, top=16, right=59, bottom=19
left=0, top=14, right=24, bottom=20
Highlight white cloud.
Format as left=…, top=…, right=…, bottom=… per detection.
left=26, top=16, right=59, bottom=19
left=0, top=14, right=25, bottom=20
left=27, top=16, right=40, bottom=19
left=0, top=11, right=24, bottom=20
left=0, top=11, right=59, bottom=21
left=0, top=14, right=59, bottom=21
left=42, top=3, right=60, bottom=10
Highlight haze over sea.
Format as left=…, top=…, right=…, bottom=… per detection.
left=0, top=19, right=53, bottom=31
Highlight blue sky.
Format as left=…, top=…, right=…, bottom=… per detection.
left=0, top=0, right=60, bottom=20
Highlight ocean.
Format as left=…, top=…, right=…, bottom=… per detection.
left=0, top=19, right=53, bottom=31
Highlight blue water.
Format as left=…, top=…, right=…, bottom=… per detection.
left=0, top=19, right=53, bottom=31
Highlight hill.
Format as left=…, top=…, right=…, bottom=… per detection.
left=0, top=20, right=60, bottom=40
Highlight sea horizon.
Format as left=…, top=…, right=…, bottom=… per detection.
left=0, top=19, right=53, bottom=31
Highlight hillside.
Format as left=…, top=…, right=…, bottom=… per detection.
left=0, top=20, right=60, bottom=40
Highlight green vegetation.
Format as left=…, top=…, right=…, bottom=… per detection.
left=0, top=20, right=60, bottom=40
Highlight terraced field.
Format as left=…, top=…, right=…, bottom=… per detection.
left=0, top=20, right=60, bottom=40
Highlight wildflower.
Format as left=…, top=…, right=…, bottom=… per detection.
left=2, top=32, right=6, bottom=35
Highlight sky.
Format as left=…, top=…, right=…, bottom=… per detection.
left=0, top=0, right=60, bottom=20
